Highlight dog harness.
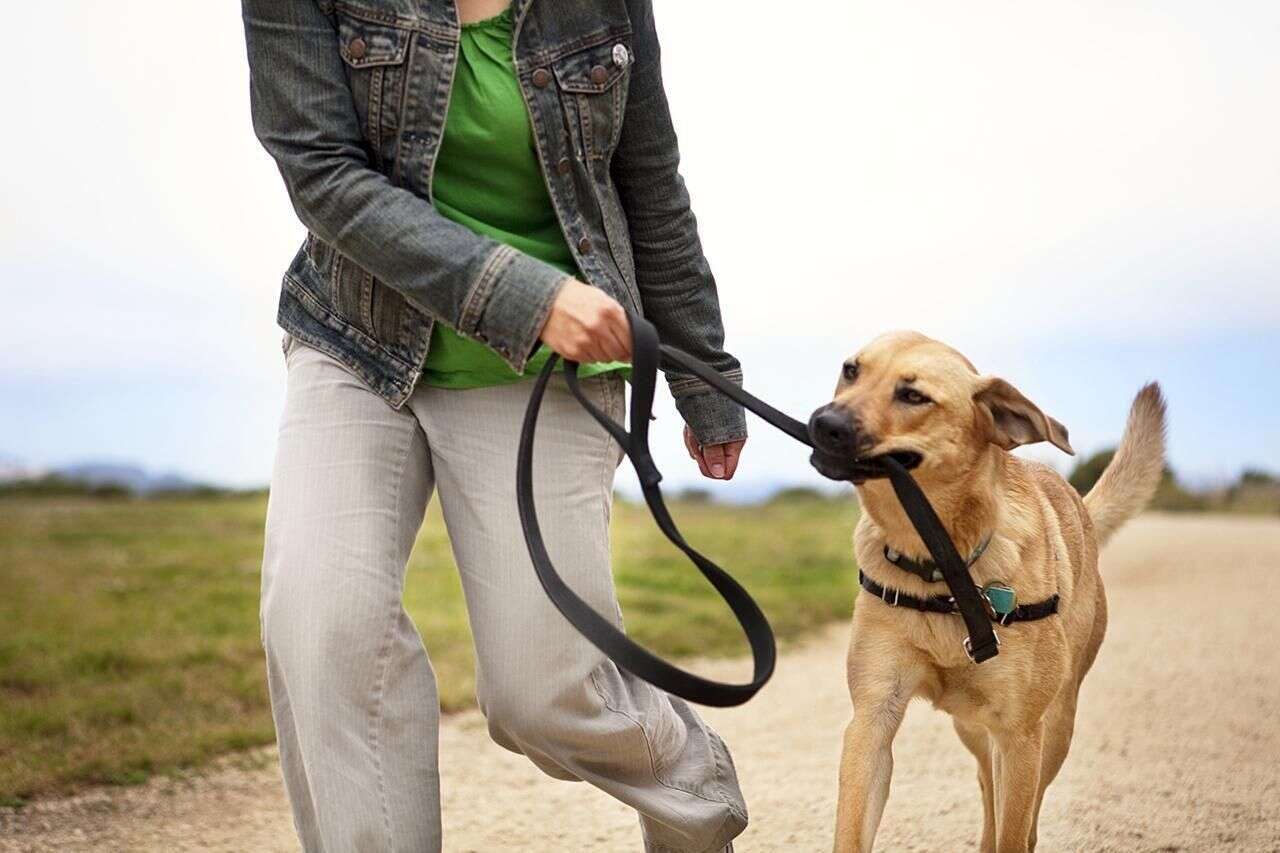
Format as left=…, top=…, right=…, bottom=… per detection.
left=519, top=311, right=1016, bottom=707
left=874, top=536, right=1060, bottom=624
left=859, top=571, right=1060, bottom=626
left=885, top=536, right=992, bottom=583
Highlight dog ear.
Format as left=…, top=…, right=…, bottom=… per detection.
left=973, top=377, right=1074, bottom=455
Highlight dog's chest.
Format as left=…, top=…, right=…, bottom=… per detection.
left=927, top=667, right=1005, bottom=726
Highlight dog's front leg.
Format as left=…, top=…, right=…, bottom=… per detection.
left=991, top=723, right=1045, bottom=853
left=832, top=650, right=918, bottom=853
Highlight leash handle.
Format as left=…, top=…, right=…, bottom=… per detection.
left=517, top=312, right=780, bottom=707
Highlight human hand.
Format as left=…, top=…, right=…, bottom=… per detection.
left=683, top=426, right=746, bottom=480
left=540, top=279, right=632, bottom=363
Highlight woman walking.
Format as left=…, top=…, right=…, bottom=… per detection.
left=242, top=0, right=747, bottom=850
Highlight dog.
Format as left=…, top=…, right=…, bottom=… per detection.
left=808, top=331, right=1166, bottom=853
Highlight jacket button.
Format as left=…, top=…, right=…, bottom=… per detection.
left=589, top=65, right=608, bottom=85
left=578, top=237, right=592, bottom=254
left=532, top=68, right=551, bottom=88
left=348, top=37, right=367, bottom=60
left=556, top=157, right=572, bottom=175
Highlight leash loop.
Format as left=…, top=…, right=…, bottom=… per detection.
left=518, top=312, right=784, bottom=707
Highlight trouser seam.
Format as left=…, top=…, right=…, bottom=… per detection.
left=587, top=668, right=737, bottom=812
left=369, top=414, right=417, bottom=852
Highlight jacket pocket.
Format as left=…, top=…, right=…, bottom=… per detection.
left=553, top=38, right=632, bottom=162
left=335, top=14, right=412, bottom=167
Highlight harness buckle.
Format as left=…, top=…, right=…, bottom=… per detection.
left=963, top=631, right=1000, bottom=663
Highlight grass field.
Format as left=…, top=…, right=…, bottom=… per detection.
left=0, top=492, right=859, bottom=803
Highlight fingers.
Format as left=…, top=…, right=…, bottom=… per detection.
left=601, top=307, right=632, bottom=361
left=720, top=439, right=746, bottom=480
left=571, top=292, right=631, bottom=363
left=683, top=425, right=701, bottom=460
left=702, top=443, right=727, bottom=479
left=684, top=426, right=712, bottom=478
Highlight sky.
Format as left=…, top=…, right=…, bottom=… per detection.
left=1, top=1, right=1277, bottom=497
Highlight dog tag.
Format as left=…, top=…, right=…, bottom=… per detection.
left=982, top=582, right=1017, bottom=616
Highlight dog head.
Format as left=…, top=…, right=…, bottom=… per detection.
left=808, top=331, right=1073, bottom=485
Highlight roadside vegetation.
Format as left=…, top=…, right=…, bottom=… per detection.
left=0, top=490, right=857, bottom=803
left=1068, top=452, right=1280, bottom=514
left=3, top=454, right=1272, bottom=805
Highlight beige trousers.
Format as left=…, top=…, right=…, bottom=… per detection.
left=261, top=338, right=746, bottom=852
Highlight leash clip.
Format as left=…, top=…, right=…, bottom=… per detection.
left=963, top=631, right=1000, bottom=663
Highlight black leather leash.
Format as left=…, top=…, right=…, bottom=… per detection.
left=517, top=313, right=1000, bottom=709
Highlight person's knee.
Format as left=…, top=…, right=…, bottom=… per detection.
left=477, top=669, right=591, bottom=755
left=260, top=561, right=387, bottom=697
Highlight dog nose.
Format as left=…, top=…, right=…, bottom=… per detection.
left=809, top=406, right=858, bottom=455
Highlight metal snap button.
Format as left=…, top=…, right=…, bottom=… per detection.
left=532, top=68, right=551, bottom=88
left=577, top=237, right=592, bottom=254
left=348, top=37, right=368, bottom=60
left=612, top=44, right=629, bottom=67
left=589, top=65, right=608, bottom=85
left=556, top=157, right=572, bottom=175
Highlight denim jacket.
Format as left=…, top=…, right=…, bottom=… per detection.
left=242, top=0, right=747, bottom=444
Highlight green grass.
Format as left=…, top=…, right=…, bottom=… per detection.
left=0, top=492, right=858, bottom=801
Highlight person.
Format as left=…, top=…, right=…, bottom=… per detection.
left=242, top=0, right=748, bottom=849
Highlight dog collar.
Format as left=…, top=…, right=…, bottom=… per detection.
left=884, top=534, right=993, bottom=584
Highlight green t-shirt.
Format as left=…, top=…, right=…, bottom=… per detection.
left=420, top=7, right=626, bottom=389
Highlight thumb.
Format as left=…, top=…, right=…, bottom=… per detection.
left=702, top=443, right=726, bottom=479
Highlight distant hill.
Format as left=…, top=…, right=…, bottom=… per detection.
left=52, top=462, right=205, bottom=495
left=0, top=458, right=214, bottom=496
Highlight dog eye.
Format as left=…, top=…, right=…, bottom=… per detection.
left=842, top=362, right=859, bottom=382
left=895, top=387, right=932, bottom=406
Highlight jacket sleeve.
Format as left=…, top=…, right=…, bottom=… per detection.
left=611, top=0, right=747, bottom=446
left=241, top=0, right=565, bottom=370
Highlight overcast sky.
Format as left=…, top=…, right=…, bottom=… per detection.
left=1, top=0, right=1277, bottom=495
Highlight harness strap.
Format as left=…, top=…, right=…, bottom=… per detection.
left=517, top=311, right=1006, bottom=708
left=885, top=535, right=991, bottom=584
left=859, top=571, right=1060, bottom=624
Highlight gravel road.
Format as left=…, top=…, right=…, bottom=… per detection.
left=3, top=514, right=1278, bottom=851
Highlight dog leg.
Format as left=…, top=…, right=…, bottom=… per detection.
left=1027, top=693, right=1078, bottom=850
left=953, top=720, right=996, bottom=853
left=991, top=723, right=1044, bottom=853
left=832, top=681, right=913, bottom=852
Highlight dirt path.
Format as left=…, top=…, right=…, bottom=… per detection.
left=4, top=514, right=1279, bottom=851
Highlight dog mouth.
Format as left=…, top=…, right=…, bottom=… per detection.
left=809, top=450, right=923, bottom=484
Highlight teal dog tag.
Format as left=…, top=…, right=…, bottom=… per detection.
left=983, top=582, right=1017, bottom=616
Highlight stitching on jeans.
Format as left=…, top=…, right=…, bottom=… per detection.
left=459, top=245, right=512, bottom=335
left=587, top=668, right=738, bottom=810
left=595, top=376, right=622, bottom=532
left=369, top=412, right=416, bottom=849
left=667, top=368, right=744, bottom=397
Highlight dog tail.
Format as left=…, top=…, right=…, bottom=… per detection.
left=1083, top=383, right=1168, bottom=546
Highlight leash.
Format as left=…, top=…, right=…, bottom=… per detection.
left=517, top=312, right=1001, bottom=709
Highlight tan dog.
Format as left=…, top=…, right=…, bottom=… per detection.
left=807, top=332, right=1166, bottom=853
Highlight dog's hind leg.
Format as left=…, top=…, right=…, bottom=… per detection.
left=1027, top=692, right=1079, bottom=850
left=953, top=719, right=996, bottom=853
